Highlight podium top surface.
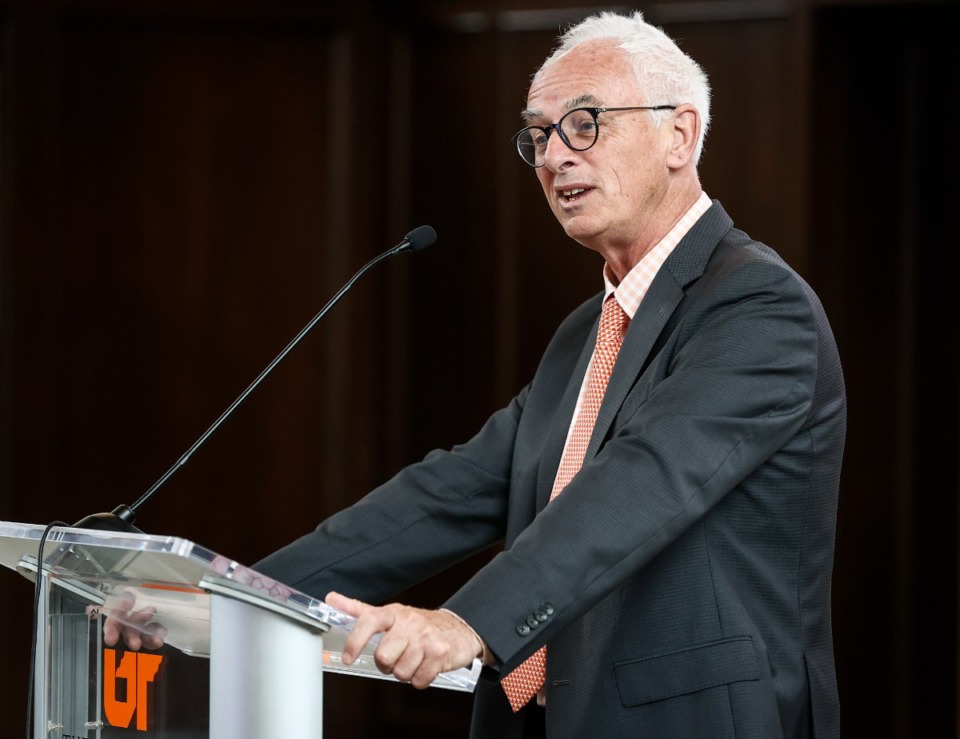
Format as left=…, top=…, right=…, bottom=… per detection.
left=1, top=520, right=222, bottom=589
left=0, top=520, right=481, bottom=691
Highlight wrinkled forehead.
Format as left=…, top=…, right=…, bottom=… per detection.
left=521, top=93, right=602, bottom=124
left=523, top=41, right=638, bottom=121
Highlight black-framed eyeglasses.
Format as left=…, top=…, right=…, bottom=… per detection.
left=511, top=105, right=677, bottom=168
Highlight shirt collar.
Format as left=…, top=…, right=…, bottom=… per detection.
left=603, top=191, right=713, bottom=319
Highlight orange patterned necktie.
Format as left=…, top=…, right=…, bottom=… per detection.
left=501, top=295, right=630, bottom=712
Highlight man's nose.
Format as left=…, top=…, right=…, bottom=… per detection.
left=542, top=130, right=576, bottom=172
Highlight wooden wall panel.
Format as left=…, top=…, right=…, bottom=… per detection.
left=1, top=0, right=958, bottom=736
left=0, top=6, right=402, bottom=731
left=810, top=3, right=960, bottom=736
left=10, top=15, right=343, bottom=557
left=675, top=14, right=807, bottom=271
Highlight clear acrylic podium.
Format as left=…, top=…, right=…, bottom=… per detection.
left=0, top=520, right=480, bottom=738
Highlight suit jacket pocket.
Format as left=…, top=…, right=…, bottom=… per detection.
left=614, top=636, right=760, bottom=707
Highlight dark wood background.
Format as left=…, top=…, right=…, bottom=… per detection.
left=1, top=0, right=956, bottom=736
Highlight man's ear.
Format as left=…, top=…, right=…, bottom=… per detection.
left=666, top=104, right=700, bottom=169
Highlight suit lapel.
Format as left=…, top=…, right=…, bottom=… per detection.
left=532, top=201, right=735, bottom=513
left=578, top=200, right=736, bottom=474
left=586, top=274, right=683, bottom=460
left=534, top=299, right=602, bottom=512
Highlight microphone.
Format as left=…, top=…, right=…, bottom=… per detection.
left=73, top=225, right=437, bottom=533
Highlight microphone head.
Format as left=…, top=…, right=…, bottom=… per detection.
left=404, top=225, right=437, bottom=253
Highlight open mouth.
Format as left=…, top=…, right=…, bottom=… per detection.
left=559, top=187, right=590, bottom=204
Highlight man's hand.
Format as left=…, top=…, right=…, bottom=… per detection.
left=93, top=591, right=167, bottom=651
left=89, top=559, right=294, bottom=653
left=326, top=591, right=482, bottom=689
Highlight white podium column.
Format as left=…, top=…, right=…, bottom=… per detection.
left=206, top=579, right=327, bottom=739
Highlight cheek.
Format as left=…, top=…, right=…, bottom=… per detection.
left=621, top=163, right=660, bottom=200
left=536, top=175, right=560, bottom=212
left=610, top=169, right=626, bottom=196
left=536, top=171, right=551, bottom=196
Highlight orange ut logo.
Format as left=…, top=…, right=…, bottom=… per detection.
left=103, top=649, right=163, bottom=731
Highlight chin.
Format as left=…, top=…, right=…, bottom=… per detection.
left=561, top=218, right=601, bottom=245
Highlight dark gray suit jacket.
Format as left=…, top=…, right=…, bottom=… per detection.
left=254, top=201, right=846, bottom=738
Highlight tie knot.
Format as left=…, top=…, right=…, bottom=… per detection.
left=598, top=296, right=628, bottom=346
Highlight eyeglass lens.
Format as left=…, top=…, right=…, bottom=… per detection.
left=515, top=108, right=599, bottom=167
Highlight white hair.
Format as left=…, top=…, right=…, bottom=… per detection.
left=537, top=10, right=711, bottom=164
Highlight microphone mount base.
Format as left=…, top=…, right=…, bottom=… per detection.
left=72, top=505, right=143, bottom=534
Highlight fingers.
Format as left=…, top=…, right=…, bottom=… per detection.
left=324, top=594, right=479, bottom=689
left=139, top=620, right=168, bottom=650
left=372, top=607, right=439, bottom=685
left=325, top=591, right=360, bottom=616
left=97, top=592, right=165, bottom=651
left=100, top=591, right=138, bottom=647
left=120, top=623, right=145, bottom=651
left=326, top=592, right=396, bottom=668
left=381, top=609, right=471, bottom=689
left=102, top=613, right=122, bottom=647
left=118, top=606, right=160, bottom=650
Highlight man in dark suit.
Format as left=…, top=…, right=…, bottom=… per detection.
left=253, top=10, right=845, bottom=738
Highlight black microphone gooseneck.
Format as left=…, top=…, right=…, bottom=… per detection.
left=73, top=225, right=438, bottom=534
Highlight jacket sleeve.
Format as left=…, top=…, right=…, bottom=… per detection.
left=444, top=254, right=822, bottom=673
left=251, top=387, right=528, bottom=604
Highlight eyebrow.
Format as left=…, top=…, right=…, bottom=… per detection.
left=520, top=93, right=604, bottom=124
